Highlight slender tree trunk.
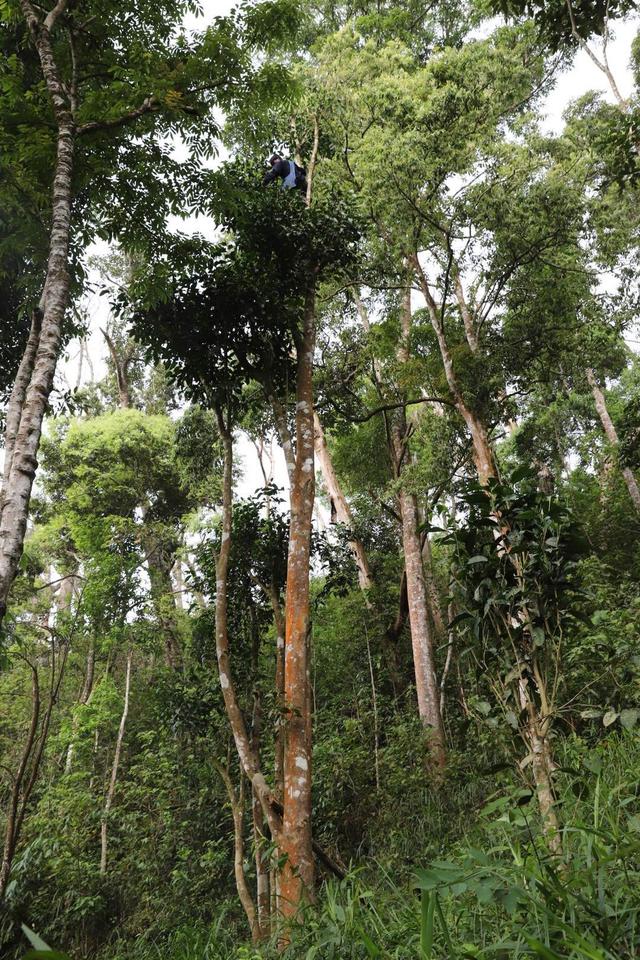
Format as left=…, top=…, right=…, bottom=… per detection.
left=586, top=367, right=640, bottom=513
left=253, top=791, right=271, bottom=936
left=65, top=636, right=96, bottom=774
left=412, top=256, right=498, bottom=484
left=213, top=759, right=260, bottom=941
left=279, top=284, right=317, bottom=915
left=213, top=416, right=280, bottom=837
left=100, top=650, right=132, bottom=875
left=249, top=606, right=270, bottom=939
left=313, top=411, right=373, bottom=591
left=365, top=624, right=380, bottom=790
left=0, top=38, right=75, bottom=629
left=101, top=329, right=132, bottom=409
left=382, top=570, right=409, bottom=698
left=517, top=674, right=561, bottom=856
left=0, top=665, right=40, bottom=900
left=413, top=255, right=564, bottom=841
left=1, top=628, right=69, bottom=898
left=270, top=586, right=286, bottom=810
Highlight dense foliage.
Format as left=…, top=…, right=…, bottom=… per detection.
left=1, top=0, right=640, bottom=957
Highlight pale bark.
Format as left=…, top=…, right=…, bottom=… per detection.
left=1, top=309, right=43, bottom=495
left=249, top=606, right=270, bottom=939
left=253, top=792, right=271, bottom=937
left=390, top=289, right=445, bottom=764
left=270, top=584, right=286, bottom=810
left=586, top=368, right=640, bottom=514
left=279, top=284, right=316, bottom=914
left=412, top=256, right=498, bottom=484
left=313, top=411, right=373, bottom=591
left=101, top=329, right=133, bottom=409
left=0, top=4, right=76, bottom=629
left=564, top=0, right=628, bottom=107
left=454, top=274, right=479, bottom=354
left=398, top=488, right=445, bottom=764
left=439, top=600, right=455, bottom=715
left=100, top=650, right=132, bottom=875
left=213, top=759, right=260, bottom=942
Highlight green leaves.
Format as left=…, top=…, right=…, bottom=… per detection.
left=21, top=925, right=71, bottom=960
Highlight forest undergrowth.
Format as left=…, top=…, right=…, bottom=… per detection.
left=43, top=734, right=638, bottom=960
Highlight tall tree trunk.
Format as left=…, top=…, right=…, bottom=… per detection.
left=270, top=584, right=286, bottom=811
left=279, top=284, right=317, bottom=915
left=422, top=534, right=445, bottom=643
left=313, top=411, right=373, bottom=591
left=413, top=254, right=563, bottom=840
left=100, top=650, right=132, bottom=875
left=0, top=5, right=76, bottom=629
left=101, top=329, right=133, bottom=409
left=389, top=288, right=445, bottom=765
left=397, top=487, right=445, bottom=765
left=586, top=367, right=640, bottom=514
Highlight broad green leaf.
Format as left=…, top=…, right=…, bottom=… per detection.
left=620, top=708, right=640, bottom=730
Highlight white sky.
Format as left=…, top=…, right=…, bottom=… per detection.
left=54, top=8, right=640, bottom=503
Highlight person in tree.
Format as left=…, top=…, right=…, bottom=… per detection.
left=263, top=154, right=307, bottom=193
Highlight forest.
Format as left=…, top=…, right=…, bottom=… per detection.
left=1, top=0, right=640, bottom=956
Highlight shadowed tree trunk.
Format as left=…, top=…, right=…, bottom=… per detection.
left=213, top=412, right=281, bottom=837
